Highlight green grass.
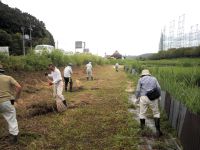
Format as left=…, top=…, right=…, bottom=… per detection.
left=123, top=58, right=200, bottom=114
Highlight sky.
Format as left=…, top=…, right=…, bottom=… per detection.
left=2, top=0, right=200, bottom=56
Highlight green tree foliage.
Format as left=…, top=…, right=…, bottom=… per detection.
left=0, top=2, right=55, bottom=55
left=0, top=29, right=11, bottom=46
left=150, top=47, right=200, bottom=59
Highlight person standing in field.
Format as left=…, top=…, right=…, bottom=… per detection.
left=135, top=69, right=163, bottom=137
left=64, top=63, right=73, bottom=92
left=115, top=63, right=119, bottom=72
left=0, top=64, right=22, bottom=144
left=45, top=64, right=67, bottom=107
left=86, top=62, right=93, bottom=80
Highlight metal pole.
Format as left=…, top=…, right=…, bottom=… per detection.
left=83, top=42, right=86, bottom=49
left=29, top=25, right=33, bottom=51
left=21, top=27, right=25, bottom=56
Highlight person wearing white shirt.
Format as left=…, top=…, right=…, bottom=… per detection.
left=45, top=64, right=67, bottom=106
left=115, top=63, right=119, bottom=72
left=64, top=63, right=73, bottom=92
left=86, top=62, right=93, bottom=80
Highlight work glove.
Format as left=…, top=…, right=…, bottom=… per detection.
left=48, top=82, right=53, bottom=86
left=45, top=72, right=48, bottom=76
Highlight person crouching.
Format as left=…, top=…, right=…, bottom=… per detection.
left=45, top=64, right=67, bottom=110
left=135, top=69, right=163, bottom=137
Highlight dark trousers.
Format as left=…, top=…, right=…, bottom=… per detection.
left=64, top=77, right=73, bottom=92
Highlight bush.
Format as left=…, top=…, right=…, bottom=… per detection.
left=150, top=47, right=200, bottom=60
left=0, top=51, right=107, bottom=71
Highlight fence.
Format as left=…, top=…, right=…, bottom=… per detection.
left=160, top=91, right=200, bottom=150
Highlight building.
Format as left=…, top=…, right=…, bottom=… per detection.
left=111, top=50, right=122, bottom=59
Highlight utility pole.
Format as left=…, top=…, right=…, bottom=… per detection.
left=21, top=26, right=25, bottom=56
left=83, top=42, right=86, bottom=49
left=56, top=40, right=59, bottom=49
left=29, top=24, right=33, bottom=50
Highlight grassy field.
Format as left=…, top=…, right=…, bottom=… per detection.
left=123, top=58, right=200, bottom=114
left=0, top=65, right=139, bottom=149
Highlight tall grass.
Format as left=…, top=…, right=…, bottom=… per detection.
left=150, top=67, right=200, bottom=114
left=0, top=50, right=107, bottom=71
left=124, top=58, right=200, bottom=114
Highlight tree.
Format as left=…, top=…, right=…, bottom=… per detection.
left=0, top=29, right=11, bottom=46
left=0, top=2, right=55, bottom=55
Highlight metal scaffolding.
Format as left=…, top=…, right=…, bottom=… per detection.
left=159, top=14, right=200, bottom=51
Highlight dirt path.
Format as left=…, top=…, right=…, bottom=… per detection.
left=0, top=65, right=140, bottom=150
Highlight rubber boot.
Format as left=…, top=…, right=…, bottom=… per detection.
left=154, top=118, right=163, bottom=137
left=140, top=119, right=145, bottom=130
left=87, top=77, right=89, bottom=81
left=10, top=134, right=18, bottom=144
left=70, top=82, right=73, bottom=92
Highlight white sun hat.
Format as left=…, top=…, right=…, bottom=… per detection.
left=141, top=69, right=151, bottom=76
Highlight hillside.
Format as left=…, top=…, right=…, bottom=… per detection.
left=0, top=1, right=54, bottom=55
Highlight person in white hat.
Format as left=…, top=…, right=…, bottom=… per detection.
left=0, top=64, right=22, bottom=144
left=85, top=62, right=93, bottom=80
left=135, top=69, right=162, bottom=137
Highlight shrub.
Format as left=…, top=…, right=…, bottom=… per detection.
left=0, top=51, right=106, bottom=71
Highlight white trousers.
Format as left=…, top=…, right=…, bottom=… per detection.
left=53, top=81, right=65, bottom=101
left=0, top=101, right=19, bottom=135
left=139, top=96, right=160, bottom=119
left=86, top=69, right=92, bottom=78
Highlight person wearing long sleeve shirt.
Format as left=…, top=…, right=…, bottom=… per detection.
left=135, top=69, right=162, bottom=137
left=86, top=62, right=93, bottom=80
left=46, top=64, right=67, bottom=106
left=64, top=63, right=73, bottom=92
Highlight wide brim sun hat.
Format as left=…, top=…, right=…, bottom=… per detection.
left=141, top=69, right=151, bottom=76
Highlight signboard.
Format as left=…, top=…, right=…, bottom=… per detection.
left=75, top=41, right=82, bottom=49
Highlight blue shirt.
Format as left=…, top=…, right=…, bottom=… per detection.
left=135, top=75, right=161, bottom=99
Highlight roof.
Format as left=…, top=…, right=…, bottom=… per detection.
left=111, top=51, right=122, bottom=59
